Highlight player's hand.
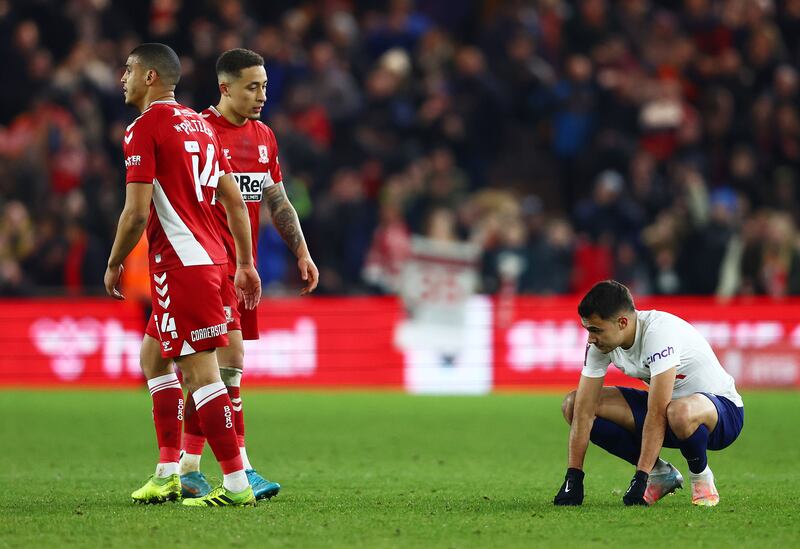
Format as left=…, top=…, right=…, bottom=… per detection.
left=104, top=264, right=125, bottom=300
left=622, top=470, right=649, bottom=506
left=553, top=468, right=584, bottom=506
left=297, top=254, right=319, bottom=296
left=234, top=264, right=262, bottom=310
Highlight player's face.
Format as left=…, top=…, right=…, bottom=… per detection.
left=225, top=65, right=267, bottom=120
left=581, top=314, right=627, bottom=353
left=121, top=56, right=147, bottom=108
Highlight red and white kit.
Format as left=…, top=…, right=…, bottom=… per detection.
left=124, top=99, right=233, bottom=357
left=201, top=105, right=283, bottom=340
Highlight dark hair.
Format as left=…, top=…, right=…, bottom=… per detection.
left=130, top=43, right=181, bottom=87
left=577, top=280, right=635, bottom=320
left=216, top=48, right=265, bottom=79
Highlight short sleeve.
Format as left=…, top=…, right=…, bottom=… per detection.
left=212, top=130, right=232, bottom=175
left=642, top=320, right=681, bottom=376
left=124, top=117, right=156, bottom=184
left=268, top=130, right=283, bottom=185
left=581, top=343, right=611, bottom=378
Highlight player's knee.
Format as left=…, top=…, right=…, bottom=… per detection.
left=219, top=353, right=244, bottom=372
left=217, top=346, right=244, bottom=372
left=562, top=391, right=577, bottom=425
left=219, top=366, right=243, bottom=386
left=667, top=399, right=693, bottom=439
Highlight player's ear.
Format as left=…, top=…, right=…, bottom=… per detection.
left=219, top=82, right=230, bottom=97
left=617, top=315, right=628, bottom=330
left=145, top=69, right=156, bottom=85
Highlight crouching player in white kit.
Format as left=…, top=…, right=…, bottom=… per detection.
left=553, top=280, right=744, bottom=507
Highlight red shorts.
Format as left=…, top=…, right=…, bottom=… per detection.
left=145, top=264, right=230, bottom=358
left=221, top=275, right=260, bottom=340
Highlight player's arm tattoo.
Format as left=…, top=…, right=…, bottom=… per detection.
left=264, top=184, right=305, bottom=256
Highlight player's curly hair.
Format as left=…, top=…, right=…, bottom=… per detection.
left=130, top=43, right=181, bottom=87
left=216, top=48, right=264, bottom=79
left=578, top=280, right=635, bottom=320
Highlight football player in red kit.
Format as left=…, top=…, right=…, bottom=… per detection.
left=105, top=43, right=261, bottom=507
left=175, top=48, right=319, bottom=499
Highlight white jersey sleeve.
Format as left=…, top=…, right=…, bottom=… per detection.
left=581, top=343, right=611, bottom=378
left=640, top=316, right=682, bottom=377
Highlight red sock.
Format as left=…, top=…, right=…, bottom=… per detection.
left=182, top=391, right=206, bottom=455
left=192, top=382, right=243, bottom=474
left=147, top=373, right=183, bottom=464
left=227, top=385, right=246, bottom=447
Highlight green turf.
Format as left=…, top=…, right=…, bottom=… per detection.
left=0, top=390, right=797, bottom=548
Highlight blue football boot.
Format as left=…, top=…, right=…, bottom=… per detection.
left=246, top=469, right=281, bottom=500
left=644, top=462, right=684, bottom=505
left=180, top=471, right=212, bottom=498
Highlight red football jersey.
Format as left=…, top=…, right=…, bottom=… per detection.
left=124, top=100, right=231, bottom=273
left=201, top=106, right=283, bottom=275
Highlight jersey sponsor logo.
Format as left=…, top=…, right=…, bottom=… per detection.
left=232, top=172, right=266, bottom=201
left=258, top=145, right=269, bottom=164
left=645, top=346, right=675, bottom=366
left=190, top=321, right=228, bottom=343
left=224, top=148, right=232, bottom=160
left=125, top=155, right=141, bottom=167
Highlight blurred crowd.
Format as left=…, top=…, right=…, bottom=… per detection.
left=3, top=0, right=800, bottom=298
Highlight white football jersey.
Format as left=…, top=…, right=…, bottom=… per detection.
left=582, top=310, right=743, bottom=407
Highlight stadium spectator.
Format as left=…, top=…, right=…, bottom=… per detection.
left=1, top=0, right=800, bottom=299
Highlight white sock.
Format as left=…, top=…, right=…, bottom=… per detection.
left=223, top=470, right=249, bottom=493
left=179, top=452, right=202, bottom=474
left=240, top=446, right=253, bottom=470
left=651, top=458, right=671, bottom=475
left=155, top=462, right=179, bottom=478
left=690, top=465, right=713, bottom=482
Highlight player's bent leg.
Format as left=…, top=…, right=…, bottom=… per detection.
left=176, top=349, right=255, bottom=505
left=563, top=387, right=642, bottom=465
left=567, top=385, right=681, bottom=502
left=217, top=331, right=281, bottom=500
left=667, top=394, right=723, bottom=506
left=666, top=394, right=719, bottom=440
left=132, top=335, right=183, bottom=504
left=562, top=387, right=637, bottom=432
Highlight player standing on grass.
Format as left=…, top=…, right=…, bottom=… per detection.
left=105, top=43, right=261, bottom=507
left=178, top=48, right=319, bottom=499
left=553, top=280, right=744, bottom=507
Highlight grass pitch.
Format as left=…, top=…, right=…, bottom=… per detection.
left=0, top=390, right=797, bottom=548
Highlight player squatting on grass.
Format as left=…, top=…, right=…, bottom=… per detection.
left=554, top=280, right=744, bottom=507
